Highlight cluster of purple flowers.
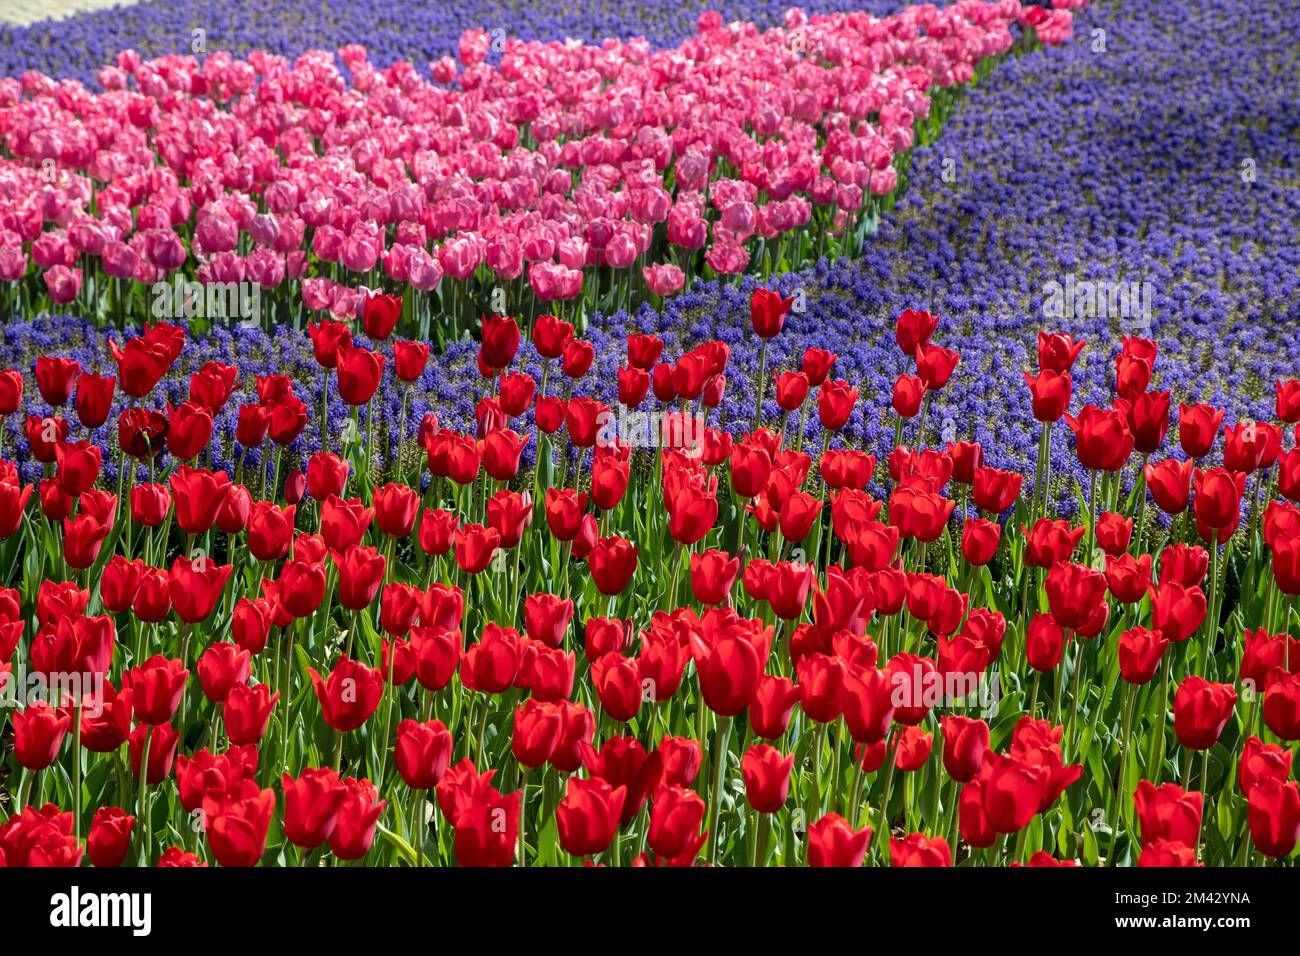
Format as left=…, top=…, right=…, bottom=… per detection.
left=3, top=0, right=1297, bottom=515
left=1, top=0, right=900, bottom=87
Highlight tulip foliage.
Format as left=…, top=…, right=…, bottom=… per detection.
left=2, top=293, right=1299, bottom=870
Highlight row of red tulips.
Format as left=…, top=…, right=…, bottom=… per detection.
left=1, top=291, right=1299, bottom=866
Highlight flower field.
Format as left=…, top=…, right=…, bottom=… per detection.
left=0, top=0, right=1298, bottom=874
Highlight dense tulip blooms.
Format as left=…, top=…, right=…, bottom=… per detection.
left=544, top=488, right=588, bottom=540
left=412, top=627, right=461, bottom=693
left=1037, top=332, right=1086, bottom=373
left=1066, top=405, right=1134, bottom=472
left=244, top=502, right=294, bottom=562
left=1173, top=677, right=1236, bottom=750
left=197, top=642, right=251, bottom=703
left=557, top=777, right=627, bottom=857
left=796, top=654, right=845, bottom=724
left=590, top=536, right=638, bottom=595
left=1246, top=777, right=1300, bottom=859
left=1178, top=403, right=1224, bottom=459
left=87, top=808, right=134, bottom=868
left=741, top=744, right=795, bottom=814
left=235, top=404, right=271, bottom=449
left=1045, top=562, right=1108, bottom=630
left=168, top=554, right=234, bottom=624
left=891, top=833, right=951, bottom=867
left=486, top=490, right=533, bottom=548
left=1097, top=548, right=1149, bottom=600
left=807, top=813, right=872, bottom=867
left=1134, top=781, right=1203, bottom=847
left=309, top=657, right=383, bottom=732
left=1142, top=458, right=1193, bottom=515
left=1024, top=369, right=1071, bottom=422
left=648, top=786, right=707, bottom=862
left=482, top=430, right=528, bottom=481
left=274, top=559, right=327, bottom=619
left=750, top=288, right=793, bottom=338
left=1277, top=380, right=1300, bottom=423
left=1279, top=449, right=1300, bottom=504
left=941, top=716, right=990, bottom=783
left=101, top=555, right=145, bottom=613
left=395, top=720, right=454, bottom=790
left=499, top=372, right=537, bottom=416
left=892, top=374, right=925, bottom=418
left=775, top=371, right=810, bottom=411
left=894, top=726, right=933, bottom=772
left=13, top=704, right=71, bottom=770
left=165, top=401, right=213, bottom=461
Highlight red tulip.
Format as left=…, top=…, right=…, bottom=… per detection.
left=309, top=657, right=383, bottom=732
left=1172, top=677, right=1236, bottom=750
left=1023, top=369, right=1071, bottom=422
left=1065, top=405, right=1134, bottom=472
left=197, top=642, right=251, bottom=703
left=281, top=767, right=349, bottom=848
left=35, top=356, right=80, bottom=406
left=13, top=703, right=71, bottom=770
left=1246, top=777, right=1300, bottom=859
left=807, top=813, right=872, bottom=867
left=87, top=807, right=134, bottom=867
left=556, top=777, right=626, bottom=857
left=395, top=719, right=454, bottom=789
left=1177, top=403, right=1224, bottom=459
